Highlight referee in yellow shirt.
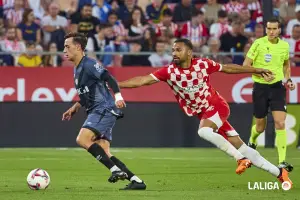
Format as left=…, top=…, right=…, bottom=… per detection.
left=243, top=18, right=295, bottom=172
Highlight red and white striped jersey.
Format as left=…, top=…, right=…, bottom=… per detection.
left=181, top=22, right=208, bottom=44
left=3, top=0, right=14, bottom=10
left=247, top=0, right=263, bottom=24
left=155, top=22, right=180, bottom=38
left=210, top=22, right=232, bottom=38
left=4, top=8, right=24, bottom=25
left=222, top=2, right=245, bottom=13
left=150, top=58, right=222, bottom=116
left=283, top=37, right=300, bottom=57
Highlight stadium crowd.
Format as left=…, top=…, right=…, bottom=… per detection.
left=0, top=0, right=300, bottom=67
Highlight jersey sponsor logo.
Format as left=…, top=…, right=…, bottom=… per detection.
left=76, top=86, right=89, bottom=95
left=180, top=82, right=205, bottom=93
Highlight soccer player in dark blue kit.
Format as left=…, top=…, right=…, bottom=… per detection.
left=62, top=32, right=146, bottom=190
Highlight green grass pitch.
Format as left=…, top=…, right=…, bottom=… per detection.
left=0, top=148, right=299, bottom=200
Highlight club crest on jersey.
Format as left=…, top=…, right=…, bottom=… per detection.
left=264, top=54, right=272, bottom=63
left=94, top=62, right=103, bottom=72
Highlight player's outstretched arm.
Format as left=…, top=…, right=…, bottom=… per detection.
left=221, top=64, right=273, bottom=77
left=118, top=75, right=158, bottom=88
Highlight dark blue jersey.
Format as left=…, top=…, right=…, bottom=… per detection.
left=74, top=56, right=116, bottom=113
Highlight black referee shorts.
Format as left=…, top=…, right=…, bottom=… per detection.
left=252, top=81, right=287, bottom=118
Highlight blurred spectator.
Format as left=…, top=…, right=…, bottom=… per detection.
left=107, top=10, right=128, bottom=52
left=210, top=10, right=231, bottom=38
left=222, top=0, right=245, bottom=14
left=172, top=0, right=195, bottom=24
left=0, top=0, right=3, bottom=18
left=42, top=42, right=62, bottom=67
left=145, top=0, right=168, bottom=24
left=27, top=0, right=53, bottom=20
left=0, top=27, right=14, bottom=66
left=286, top=5, right=300, bottom=36
left=17, top=8, right=41, bottom=45
left=0, top=50, right=14, bottom=65
left=142, top=27, right=156, bottom=52
left=0, top=0, right=4, bottom=30
left=55, top=0, right=78, bottom=17
left=155, top=8, right=179, bottom=45
left=122, top=40, right=151, bottom=66
left=92, top=0, right=112, bottom=23
left=284, top=24, right=300, bottom=66
left=202, top=0, right=222, bottom=26
left=148, top=41, right=172, bottom=67
left=4, top=0, right=24, bottom=27
left=86, top=24, right=114, bottom=67
left=17, top=41, right=42, bottom=67
left=110, top=0, right=120, bottom=11
left=125, top=8, right=148, bottom=42
left=220, top=20, right=248, bottom=65
left=249, top=23, right=264, bottom=43
left=279, top=0, right=297, bottom=25
left=273, top=0, right=281, bottom=18
left=247, top=0, right=263, bottom=24
left=0, top=27, right=25, bottom=64
left=77, top=0, right=93, bottom=11
left=240, top=7, right=256, bottom=38
left=181, top=9, right=208, bottom=52
left=71, top=4, right=100, bottom=37
left=41, top=2, right=67, bottom=49
left=118, top=0, right=146, bottom=23
left=3, top=0, right=15, bottom=11
left=206, top=37, right=231, bottom=64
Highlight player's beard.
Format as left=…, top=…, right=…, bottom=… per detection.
left=173, top=56, right=182, bottom=66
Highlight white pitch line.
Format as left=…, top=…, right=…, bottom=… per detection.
left=0, top=157, right=299, bottom=161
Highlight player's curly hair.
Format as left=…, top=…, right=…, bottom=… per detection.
left=174, top=38, right=193, bottom=50
left=64, top=32, right=88, bottom=51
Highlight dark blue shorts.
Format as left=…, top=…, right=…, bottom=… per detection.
left=82, top=110, right=117, bottom=141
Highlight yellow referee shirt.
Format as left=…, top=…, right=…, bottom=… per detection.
left=246, top=36, right=289, bottom=84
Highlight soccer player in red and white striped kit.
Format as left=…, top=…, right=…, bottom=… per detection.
left=118, top=38, right=292, bottom=188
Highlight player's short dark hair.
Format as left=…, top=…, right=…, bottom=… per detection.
left=64, top=32, right=88, bottom=51
left=108, top=10, right=118, bottom=17
left=293, top=24, right=300, bottom=29
left=266, top=17, right=281, bottom=28
left=82, top=3, right=92, bottom=8
left=174, top=38, right=193, bottom=50
left=218, top=10, right=227, bottom=18
left=25, top=41, right=36, bottom=47
left=191, top=9, right=203, bottom=17
left=162, top=8, right=173, bottom=16
left=100, top=23, right=113, bottom=29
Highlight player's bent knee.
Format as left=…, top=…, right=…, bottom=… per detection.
left=198, top=127, right=213, bottom=138
left=76, top=136, right=85, bottom=148
left=76, top=130, right=95, bottom=149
